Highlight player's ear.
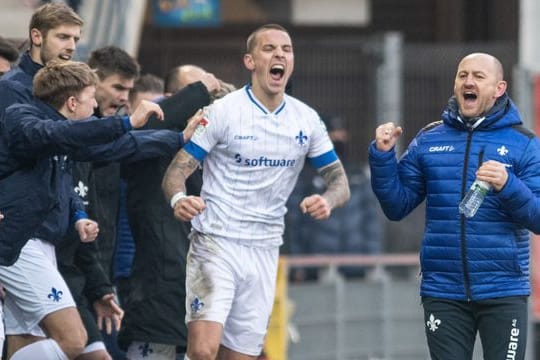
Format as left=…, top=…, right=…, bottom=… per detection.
left=244, top=54, right=255, bottom=71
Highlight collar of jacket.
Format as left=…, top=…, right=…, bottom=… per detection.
left=33, top=98, right=67, bottom=121
left=19, top=52, right=43, bottom=79
left=441, top=93, right=522, bottom=131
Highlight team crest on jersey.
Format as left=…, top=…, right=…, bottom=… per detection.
left=194, top=117, right=209, bottom=138
left=295, top=130, right=308, bottom=146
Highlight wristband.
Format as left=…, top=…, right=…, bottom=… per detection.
left=170, top=191, right=187, bottom=209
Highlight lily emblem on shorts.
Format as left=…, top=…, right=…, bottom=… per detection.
left=48, top=287, right=63, bottom=302
left=191, top=297, right=205, bottom=313
left=427, top=313, right=441, bottom=332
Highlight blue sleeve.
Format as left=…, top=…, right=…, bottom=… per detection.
left=70, top=130, right=182, bottom=163
left=122, top=115, right=132, bottom=131
left=4, top=106, right=128, bottom=159
left=70, top=186, right=88, bottom=224
left=307, top=150, right=338, bottom=169
left=0, top=80, right=31, bottom=115
left=184, top=141, right=207, bottom=162
left=497, top=137, right=540, bottom=233
left=368, top=139, right=426, bottom=221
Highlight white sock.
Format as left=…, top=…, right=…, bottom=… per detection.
left=10, top=339, right=68, bottom=360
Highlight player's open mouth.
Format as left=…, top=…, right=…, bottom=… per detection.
left=270, top=64, right=285, bottom=80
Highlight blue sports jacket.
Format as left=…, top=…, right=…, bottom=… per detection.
left=369, top=94, right=540, bottom=301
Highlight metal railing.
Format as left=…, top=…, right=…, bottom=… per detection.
left=278, top=253, right=533, bottom=360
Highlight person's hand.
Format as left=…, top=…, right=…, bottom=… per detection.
left=375, top=122, right=403, bottom=152
left=476, top=160, right=510, bottom=192
left=129, top=100, right=164, bottom=128
left=299, top=194, right=332, bottom=220
left=200, top=72, right=221, bottom=94
left=93, top=293, right=124, bottom=334
left=211, top=79, right=236, bottom=100
left=173, top=196, right=206, bottom=222
left=182, top=109, right=205, bottom=143
left=75, top=219, right=99, bottom=242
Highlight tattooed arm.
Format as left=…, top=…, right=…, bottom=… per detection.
left=299, top=160, right=350, bottom=220
left=162, top=148, right=206, bottom=221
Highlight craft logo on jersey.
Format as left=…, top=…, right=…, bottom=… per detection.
left=428, top=145, right=455, bottom=152
left=296, top=130, right=308, bottom=146
left=234, top=135, right=258, bottom=141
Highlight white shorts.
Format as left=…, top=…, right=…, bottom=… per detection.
left=126, top=341, right=176, bottom=360
left=0, top=239, right=75, bottom=336
left=185, top=231, right=279, bottom=356
left=82, top=341, right=106, bottom=354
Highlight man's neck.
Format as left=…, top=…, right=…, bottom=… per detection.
left=249, top=84, right=283, bottom=113
left=29, top=48, right=43, bottom=66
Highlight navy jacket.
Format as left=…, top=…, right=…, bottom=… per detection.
left=369, top=94, right=540, bottom=301
left=0, top=100, right=183, bottom=265
left=0, top=52, right=37, bottom=114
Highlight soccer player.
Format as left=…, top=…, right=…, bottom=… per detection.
left=162, top=24, right=350, bottom=359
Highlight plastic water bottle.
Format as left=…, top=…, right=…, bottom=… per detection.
left=459, top=180, right=491, bottom=218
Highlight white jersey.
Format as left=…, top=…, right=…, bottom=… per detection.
left=184, top=85, right=336, bottom=247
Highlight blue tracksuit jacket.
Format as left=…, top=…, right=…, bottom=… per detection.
left=369, top=94, right=540, bottom=301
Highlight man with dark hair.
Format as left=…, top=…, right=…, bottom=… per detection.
left=85, top=46, right=140, bottom=281
left=114, top=73, right=167, bottom=305
left=88, top=45, right=140, bottom=119
left=0, top=36, right=19, bottom=76
left=114, top=73, right=167, bottom=308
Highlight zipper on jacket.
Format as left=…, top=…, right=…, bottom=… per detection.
left=460, top=130, right=482, bottom=301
